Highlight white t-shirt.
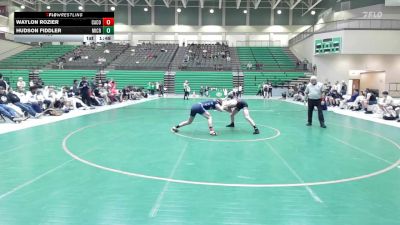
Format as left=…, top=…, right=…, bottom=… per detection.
left=379, top=95, right=394, bottom=106
left=305, top=82, right=324, bottom=100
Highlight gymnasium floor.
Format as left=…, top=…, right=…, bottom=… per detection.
left=0, top=98, right=399, bottom=225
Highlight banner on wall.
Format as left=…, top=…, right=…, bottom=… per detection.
left=314, top=37, right=341, bottom=55
left=0, top=6, right=7, bottom=16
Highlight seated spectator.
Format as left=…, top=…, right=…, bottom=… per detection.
left=58, top=61, right=64, bottom=69
left=11, top=88, right=42, bottom=118
left=17, top=77, right=26, bottom=92
left=349, top=91, right=366, bottom=111
left=288, top=86, right=295, bottom=97
left=378, top=91, right=395, bottom=115
left=362, top=89, right=378, bottom=113
left=184, top=54, right=189, bottom=62
left=293, top=91, right=305, bottom=102
left=247, top=62, right=253, bottom=70
left=340, top=89, right=359, bottom=109
left=0, top=86, right=25, bottom=122
left=327, top=89, right=342, bottom=107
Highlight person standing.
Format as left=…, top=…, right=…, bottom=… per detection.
left=262, top=82, right=269, bottom=99
left=305, top=76, right=326, bottom=128
left=268, top=82, right=273, bottom=98
left=183, top=80, right=190, bottom=100
left=238, top=85, right=243, bottom=98
left=340, top=80, right=347, bottom=96
left=79, top=77, right=91, bottom=106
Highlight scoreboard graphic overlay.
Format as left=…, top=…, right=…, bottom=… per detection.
left=14, top=12, right=114, bottom=42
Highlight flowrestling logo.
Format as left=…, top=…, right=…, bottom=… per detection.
left=362, top=11, right=383, bottom=18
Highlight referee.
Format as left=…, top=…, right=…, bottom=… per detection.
left=305, top=76, right=326, bottom=128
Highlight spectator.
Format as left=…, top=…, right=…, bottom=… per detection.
left=340, top=89, right=359, bottom=109
left=303, top=58, right=309, bottom=70
left=362, top=89, right=377, bottom=113
left=288, top=86, right=295, bottom=97
left=17, top=77, right=26, bottom=93
left=8, top=88, right=41, bottom=118
left=238, top=85, right=243, bottom=98
left=263, top=83, right=269, bottom=99
left=200, top=86, right=204, bottom=97
left=0, top=86, right=24, bottom=122
left=378, top=91, right=394, bottom=115
left=340, top=80, right=347, bottom=96
left=327, top=89, right=342, bottom=106
left=0, top=74, right=8, bottom=90
left=268, top=82, right=273, bottom=98
left=71, top=80, right=80, bottom=96
left=79, top=77, right=91, bottom=106
left=247, top=62, right=253, bottom=70
left=183, top=80, right=190, bottom=100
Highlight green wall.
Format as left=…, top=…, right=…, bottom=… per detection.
left=250, top=7, right=271, bottom=26
left=131, top=6, right=151, bottom=25
left=115, top=5, right=128, bottom=25
left=178, top=1, right=199, bottom=26
left=226, top=8, right=246, bottom=26
left=155, top=4, right=174, bottom=25
left=292, top=9, right=316, bottom=25
left=274, top=8, right=289, bottom=25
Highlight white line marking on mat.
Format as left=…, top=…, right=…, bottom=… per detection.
left=62, top=120, right=400, bottom=188
left=329, top=135, right=394, bottom=165
left=0, top=159, right=74, bottom=200
left=0, top=149, right=96, bottom=201
left=149, top=142, right=189, bottom=218
left=266, top=142, right=323, bottom=203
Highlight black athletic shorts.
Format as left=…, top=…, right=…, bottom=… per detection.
left=237, top=100, right=248, bottom=111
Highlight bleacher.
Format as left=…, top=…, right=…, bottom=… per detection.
left=0, top=45, right=76, bottom=69
left=179, top=44, right=234, bottom=71
left=0, top=69, right=30, bottom=89
left=174, top=71, right=232, bottom=94
left=243, top=71, right=306, bottom=94
left=237, top=47, right=296, bottom=71
left=61, top=43, right=128, bottom=70
left=39, top=70, right=97, bottom=88
left=112, top=43, right=178, bottom=70
left=106, top=70, right=165, bottom=89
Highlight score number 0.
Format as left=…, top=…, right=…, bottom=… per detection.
left=102, top=18, right=114, bottom=34
left=103, top=18, right=114, bottom=26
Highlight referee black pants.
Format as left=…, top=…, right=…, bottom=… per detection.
left=308, top=99, right=324, bottom=125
